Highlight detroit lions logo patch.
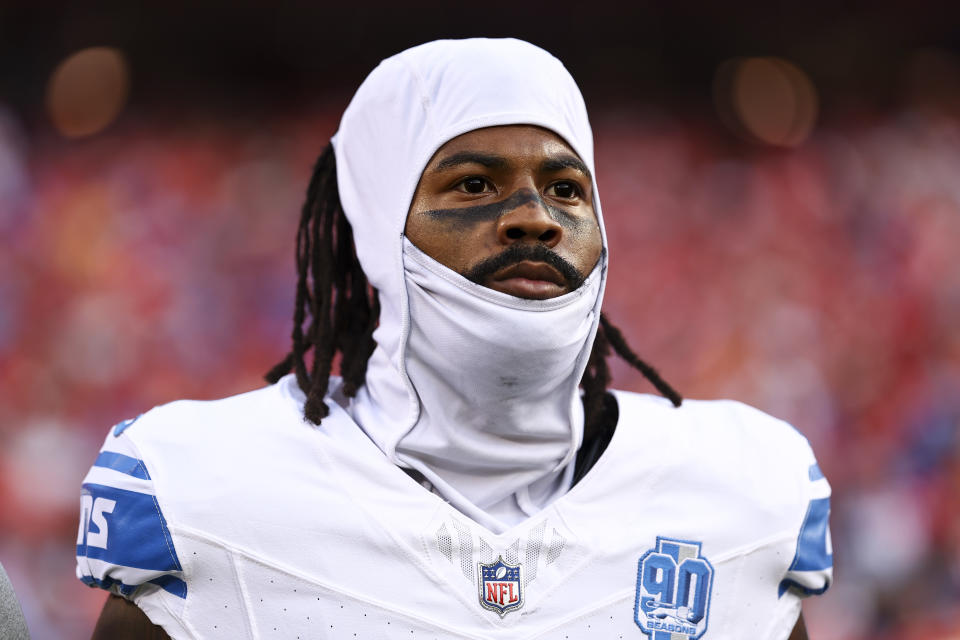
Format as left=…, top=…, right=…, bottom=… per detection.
left=635, top=537, right=714, bottom=639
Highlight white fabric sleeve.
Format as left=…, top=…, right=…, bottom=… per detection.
left=778, top=448, right=833, bottom=598
left=75, top=416, right=187, bottom=602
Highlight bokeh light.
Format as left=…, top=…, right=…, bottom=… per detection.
left=715, top=56, right=819, bottom=147
left=45, top=47, right=130, bottom=139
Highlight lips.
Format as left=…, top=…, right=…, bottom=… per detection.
left=488, top=261, right=568, bottom=299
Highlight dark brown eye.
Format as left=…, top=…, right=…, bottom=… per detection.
left=461, top=177, right=488, bottom=193
left=549, top=181, right=579, bottom=199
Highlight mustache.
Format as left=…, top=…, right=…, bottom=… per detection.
left=461, top=244, right=587, bottom=290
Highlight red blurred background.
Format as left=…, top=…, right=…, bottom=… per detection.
left=1, top=3, right=959, bottom=638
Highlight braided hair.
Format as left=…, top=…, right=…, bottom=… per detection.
left=264, top=144, right=379, bottom=423
left=266, top=144, right=682, bottom=434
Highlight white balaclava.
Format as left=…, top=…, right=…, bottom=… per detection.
left=331, top=38, right=608, bottom=533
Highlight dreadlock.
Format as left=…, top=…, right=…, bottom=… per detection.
left=265, top=144, right=379, bottom=424
left=266, top=144, right=682, bottom=432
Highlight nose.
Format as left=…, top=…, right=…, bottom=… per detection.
left=496, top=192, right=563, bottom=247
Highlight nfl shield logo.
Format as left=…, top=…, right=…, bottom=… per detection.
left=478, top=556, right=524, bottom=617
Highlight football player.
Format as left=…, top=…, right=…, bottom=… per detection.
left=78, top=38, right=831, bottom=639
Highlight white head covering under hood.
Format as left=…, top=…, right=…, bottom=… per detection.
left=331, top=38, right=608, bottom=533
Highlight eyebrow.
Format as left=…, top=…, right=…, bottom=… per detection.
left=434, top=152, right=508, bottom=171
left=541, top=154, right=592, bottom=180
left=431, top=150, right=592, bottom=180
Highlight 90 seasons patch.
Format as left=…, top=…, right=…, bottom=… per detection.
left=478, top=556, right=523, bottom=617
left=635, top=537, right=714, bottom=639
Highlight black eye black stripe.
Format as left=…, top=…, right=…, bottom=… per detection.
left=420, top=188, right=587, bottom=231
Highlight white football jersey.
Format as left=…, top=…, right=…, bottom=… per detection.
left=76, top=375, right=831, bottom=639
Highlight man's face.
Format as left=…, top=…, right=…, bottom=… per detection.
left=405, top=125, right=603, bottom=300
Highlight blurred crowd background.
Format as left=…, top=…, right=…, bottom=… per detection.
left=1, top=3, right=959, bottom=639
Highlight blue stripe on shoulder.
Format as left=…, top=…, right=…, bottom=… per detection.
left=78, top=483, right=181, bottom=573
left=80, top=573, right=187, bottom=600
left=80, top=574, right=139, bottom=597
left=777, top=577, right=830, bottom=598
left=789, top=497, right=832, bottom=572
left=93, top=451, right=151, bottom=480
left=808, top=463, right=824, bottom=481
left=113, top=415, right=142, bottom=437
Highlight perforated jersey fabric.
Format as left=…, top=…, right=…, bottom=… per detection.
left=75, top=375, right=832, bottom=639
